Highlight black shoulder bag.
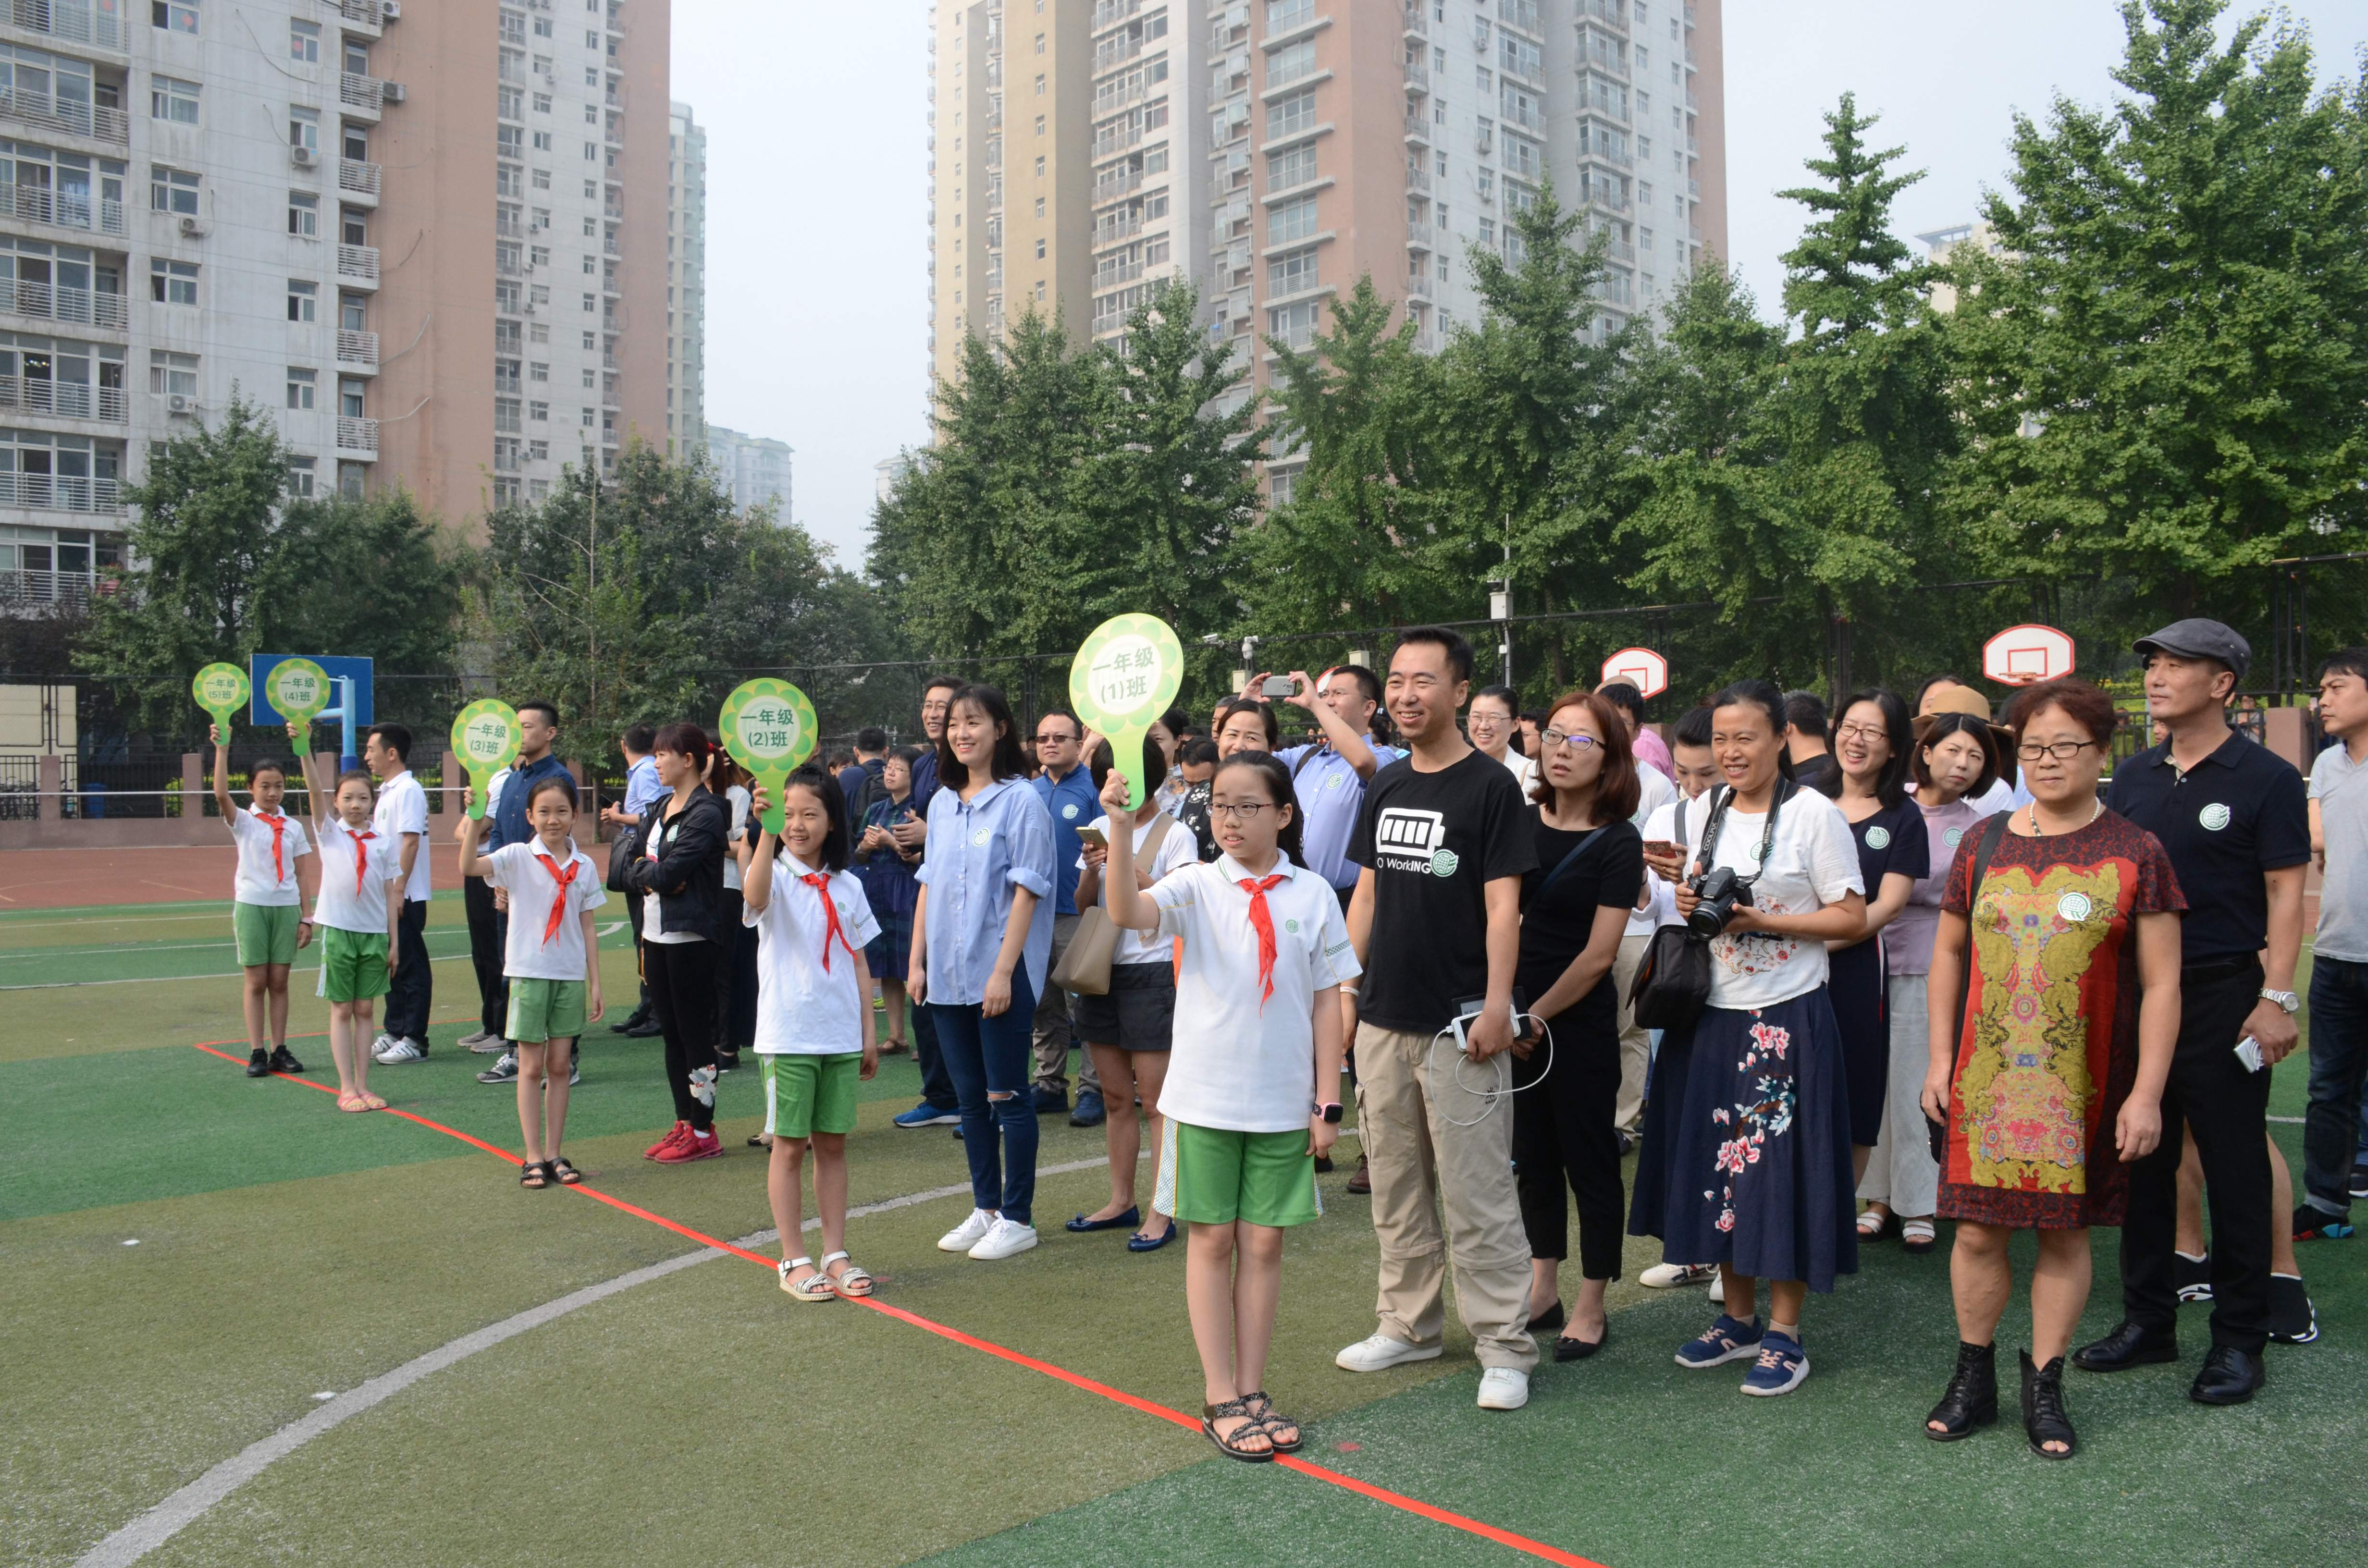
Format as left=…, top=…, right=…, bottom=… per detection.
left=1928, top=809, right=2013, bottom=1160
left=1626, top=782, right=1791, bottom=1030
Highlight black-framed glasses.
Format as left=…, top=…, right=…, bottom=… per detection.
left=1033, top=731, right=1078, bottom=746
left=1208, top=802, right=1274, bottom=820
left=1834, top=723, right=1887, bottom=744
left=2016, top=739, right=2105, bottom=762
left=1538, top=730, right=1602, bottom=752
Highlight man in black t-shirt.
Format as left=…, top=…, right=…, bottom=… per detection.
left=1335, top=628, right=1541, bottom=1410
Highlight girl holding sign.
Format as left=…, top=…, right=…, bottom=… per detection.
left=911, top=685, right=1058, bottom=1262
left=1097, top=752, right=1356, bottom=1461
left=624, top=723, right=733, bottom=1163
left=212, top=724, right=318, bottom=1077
left=291, top=727, right=404, bottom=1113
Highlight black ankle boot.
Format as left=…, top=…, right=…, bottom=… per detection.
left=1924, top=1341, right=1998, bottom=1440
left=2022, top=1349, right=2077, bottom=1460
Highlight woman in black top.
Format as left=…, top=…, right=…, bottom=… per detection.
left=1513, top=690, right=1645, bottom=1361
left=623, top=721, right=732, bottom=1160
left=1816, top=689, right=1930, bottom=1198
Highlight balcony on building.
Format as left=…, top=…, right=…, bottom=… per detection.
left=336, top=0, right=385, bottom=40
left=335, top=244, right=379, bottom=291
left=335, top=328, right=378, bottom=374
left=338, top=73, right=385, bottom=125
left=335, top=414, right=378, bottom=458
left=0, top=275, right=129, bottom=334
left=1403, top=3, right=1427, bottom=37
left=7, top=0, right=129, bottom=52
left=1404, top=114, right=1430, bottom=144
left=0, top=86, right=128, bottom=149
left=337, top=158, right=381, bottom=208
left=0, top=373, right=126, bottom=424
left=0, top=469, right=121, bottom=515
left=0, top=179, right=124, bottom=240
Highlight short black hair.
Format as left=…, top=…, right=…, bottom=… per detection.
left=856, top=726, right=888, bottom=753
left=1035, top=708, right=1084, bottom=742
left=1215, top=697, right=1280, bottom=748
left=2319, top=649, right=2368, bottom=685
left=1596, top=681, right=1646, bottom=724
left=922, top=674, right=965, bottom=699
left=1089, top=733, right=1169, bottom=797
left=1781, top=689, right=1828, bottom=742
left=1472, top=683, right=1520, bottom=713
left=1180, top=737, right=1220, bottom=768
left=518, top=698, right=560, bottom=729
left=888, top=745, right=925, bottom=768
left=525, top=773, right=577, bottom=812
left=775, top=763, right=852, bottom=873
left=367, top=723, right=411, bottom=763
left=622, top=723, right=655, bottom=755
left=250, top=757, right=289, bottom=782
left=1392, top=626, right=1474, bottom=684
left=1673, top=704, right=1714, bottom=749
left=1714, top=680, right=1796, bottom=780
left=1326, top=664, right=1381, bottom=709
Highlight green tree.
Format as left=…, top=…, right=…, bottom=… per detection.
left=268, top=491, right=466, bottom=727
left=1942, top=0, right=2368, bottom=613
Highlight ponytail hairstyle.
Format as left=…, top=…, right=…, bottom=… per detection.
left=1212, top=752, right=1305, bottom=867
left=651, top=721, right=715, bottom=782
left=1706, top=679, right=1795, bottom=783
left=775, top=762, right=852, bottom=873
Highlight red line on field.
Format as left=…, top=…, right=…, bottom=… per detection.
left=187, top=1036, right=1606, bottom=1568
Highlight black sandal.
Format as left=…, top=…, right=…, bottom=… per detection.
left=518, top=1161, right=551, bottom=1190
left=1925, top=1341, right=1998, bottom=1441
left=1200, top=1397, right=1276, bottom=1463
left=2022, top=1349, right=2076, bottom=1459
left=550, top=1157, right=582, bottom=1186
left=1238, top=1390, right=1302, bottom=1453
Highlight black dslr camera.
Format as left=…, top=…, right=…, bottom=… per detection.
left=1686, top=865, right=1754, bottom=938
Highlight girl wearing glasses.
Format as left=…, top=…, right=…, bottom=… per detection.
left=1923, top=676, right=2183, bottom=1458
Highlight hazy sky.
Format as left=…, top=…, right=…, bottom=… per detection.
left=671, top=1, right=2367, bottom=572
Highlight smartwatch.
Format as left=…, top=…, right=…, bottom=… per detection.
left=1318, top=1102, right=1344, bottom=1125
left=2261, top=988, right=2300, bottom=1015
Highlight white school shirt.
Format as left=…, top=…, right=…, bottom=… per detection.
left=483, top=840, right=606, bottom=981
left=372, top=768, right=432, bottom=903
left=721, top=784, right=751, bottom=893
left=1149, top=854, right=1362, bottom=1133
left=1670, top=785, right=1863, bottom=1010
left=229, top=805, right=312, bottom=906
left=745, top=854, right=881, bottom=1055
left=311, top=814, right=404, bottom=935
left=1079, top=810, right=1199, bottom=964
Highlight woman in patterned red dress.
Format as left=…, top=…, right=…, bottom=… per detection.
left=1920, top=677, right=2183, bottom=1458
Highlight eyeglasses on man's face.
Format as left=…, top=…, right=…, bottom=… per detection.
left=1538, top=730, right=1601, bottom=753
left=1033, top=729, right=1078, bottom=747
left=2016, top=738, right=2104, bottom=762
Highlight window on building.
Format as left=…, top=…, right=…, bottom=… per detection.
left=151, top=1, right=197, bottom=34
left=534, top=92, right=552, bottom=113
left=1269, top=39, right=1317, bottom=87
left=339, top=294, right=365, bottom=331
left=1267, top=298, right=1321, bottom=348
left=148, top=258, right=197, bottom=305
left=1269, top=194, right=1319, bottom=245
left=151, top=76, right=199, bottom=123
left=530, top=400, right=549, bottom=421
left=288, top=190, right=318, bottom=235
left=1267, top=245, right=1319, bottom=296
left=580, top=292, right=595, bottom=312
left=532, top=130, right=552, bottom=150
left=149, top=166, right=198, bottom=214
left=287, top=279, right=316, bottom=322
left=338, top=379, right=363, bottom=417
left=499, top=9, right=525, bottom=46
left=498, top=86, right=523, bottom=120
left=1269, top=88, right=1316, bottom=140
left=284, top=367, right=315, bottom=410
left=289, top=18, right=319, bottom=61
left=1268, top=142, right=1317, bottom=190
left=1034, top=238, right=1045, bottom=259
left=287, top=456, right=315, bottom=497
left=1267, top=0, right=1313, bottom=29
left=338, top=461, right=364, bottom=498
left=289, top=105, right=318, bottom=151
left=147, top=349, right=197, bottom=395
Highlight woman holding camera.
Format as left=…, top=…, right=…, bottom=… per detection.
left=1636, top=679, right=1867, bottom=1396
left=1922, top=677, right=2182, bottom=1458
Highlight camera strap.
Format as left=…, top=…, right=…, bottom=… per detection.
left=1693, top=780, right=1793, bottom=886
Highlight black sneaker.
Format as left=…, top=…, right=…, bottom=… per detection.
left=477, top=1052, right=519, bottom=1084
left=624, top=1018, right=662, bottom=1039
left=2294, top=1204, right=2356, bottom=1242
left=714, top=1048, right=740, bottom=1074
left=2174, top=1250, right=2213, bottom=1304
left=268, top=1046, right=306, bottom=1074
left=609, top=1007, right=650, bottom=1035
left=245, top=1048, right=270, bottom=1078
left=2268, top=1274, right=2319, bottom=1345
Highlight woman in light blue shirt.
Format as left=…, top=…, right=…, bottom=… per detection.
left=911, top=684, right=1057, bottom=1262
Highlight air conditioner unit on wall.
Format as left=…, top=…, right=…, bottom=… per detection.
left=177, top=215, right=207, bottom=237
left=382, top=82, right=407, bottom=103
left=292, top=146, right=320, bottom=167
left=382, top=1, right=401, bottom=20
left=166, top=393, right=194, bottom=415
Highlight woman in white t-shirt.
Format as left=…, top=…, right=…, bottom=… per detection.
left=1102, top=752, right=1357, bottom=1464
left=1635, top=679, right=1867, bottom=1398
left=1469, top=685, right=1538, bottom=795
left=1069, top=738, right=1199, bottom=1250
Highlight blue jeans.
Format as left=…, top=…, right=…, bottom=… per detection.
left=932, top=960, right=1040, bottom=1227
left=2306, top=955, right=2368, bottom=1214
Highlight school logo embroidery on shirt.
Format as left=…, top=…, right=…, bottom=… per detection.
left=1944, top=827, right=1965, bottom=848
left=971, top=828, right=991, bottom=846
left=1061, top=803, right=1079, bottom=820
left=2199, top=802, right=2232, bottom=832
left=1284, top=918, right=1300, bottom=933
left=2057, top=891, right=2095, bottom=924
left=1865, top=826, right=1891, bottom=849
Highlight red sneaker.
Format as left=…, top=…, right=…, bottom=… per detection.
left=654, top=1127, right=723, bottom=1164
left=643, top=1121, right=691, bottom=1160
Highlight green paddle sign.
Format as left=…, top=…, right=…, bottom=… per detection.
left=265, top=656, right=332, bottom=727
left=718, top=677, right=818, bottom=835
left=1070, top=612, right=1184, bottom=810
left=448, top=698, right=523, bottom=821
left=191, top=662, right=249, bottom=733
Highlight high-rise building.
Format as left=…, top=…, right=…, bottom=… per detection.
left=706, top=423, right=790, bottom=517
left=666, top=98, right=702, bottom=454
left=0, top=0, right=673, bottom=612
left=923, top=0, right=1728, bottom=482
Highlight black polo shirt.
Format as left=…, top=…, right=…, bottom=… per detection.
left=2106, top=728, right=2309, bottom=964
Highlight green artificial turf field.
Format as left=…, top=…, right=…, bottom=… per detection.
left=5, top=893, right=2361, bottom=1568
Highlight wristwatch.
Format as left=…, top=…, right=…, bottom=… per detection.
left=2261, top=988, right=2300, bottom=1015
left=1318, top=1102, right=1344, bottom=1125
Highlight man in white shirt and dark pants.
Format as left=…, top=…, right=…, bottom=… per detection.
left=367, top=723, right=433, bottom=1064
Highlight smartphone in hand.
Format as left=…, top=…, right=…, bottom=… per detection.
left=1074, top=825, right=1109, bottom=849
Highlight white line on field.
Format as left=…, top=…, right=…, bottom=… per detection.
left=70, top=1155, right=1127, bottom=1568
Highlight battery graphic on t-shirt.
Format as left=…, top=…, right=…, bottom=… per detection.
left=1374, top=807, right=1459, bottom=877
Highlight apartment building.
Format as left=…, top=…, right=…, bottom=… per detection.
left=665, top=96, right=701, bottom=454
left=0, top=0, right=671, bottom=611
left=705, top=422, right=789, bottom=517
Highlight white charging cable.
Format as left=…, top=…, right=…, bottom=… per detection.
left=1425, top=1012, right=1554, bottom=1128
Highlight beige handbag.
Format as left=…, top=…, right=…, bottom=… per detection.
left=1050, top=812, right=1174, bottom=996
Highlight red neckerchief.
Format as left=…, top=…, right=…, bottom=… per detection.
left=349, top=828, right=377, bottom=897
left=534, top=850, right=580, bottom=943
left=1236, top=872, right=1288, bottom=1012
left=254, top=809, right=288, bottom=883
left=800, top=871, right=858, bottom=972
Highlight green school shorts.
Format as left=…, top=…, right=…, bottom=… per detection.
left=506, top=978, right=588, bottom=1044
left=1155, top=1121, right=1322, bottom=1229
left=233, top=901, right=301, bottom=968
left=761, top=1052, right=861, bottom=1140
left=320, top=926, right=390, bottom=1004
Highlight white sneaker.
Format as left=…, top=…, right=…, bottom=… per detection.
left=458, top=1029, right=503, bottom=1053
left=1639, top=1262, right=1717, bottom=1289
left=937, top=1208, right=998, bottom=1253
left=1334, top=1334, right=1443, bottom=1373
left=1477, top=1367, right=1530, bottom=1411
left=1708, top=1272, right=1726, bottom=1305
left=966, top=1216, right=1039, bottom=1261
left=687, top=1065, right=716, bottom=1107
left=373, top=1036, right=426, bottom=1065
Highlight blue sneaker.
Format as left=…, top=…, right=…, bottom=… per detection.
left=1674, top=1313, right=1763, bottom=1369
left=894, top=1101, right=961, bottom=1129
left=1739, top=1330, right=1809, bottom=1396
left=1070, top=1089, right=1107, bottom=1128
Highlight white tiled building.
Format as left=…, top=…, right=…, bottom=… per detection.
left=665, top=96, right=701, bottom=454
left=706, top=422, right=789, bottom=517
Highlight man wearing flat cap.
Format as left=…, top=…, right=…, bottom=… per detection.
left=2074, top=620, right=2309, bottom=1404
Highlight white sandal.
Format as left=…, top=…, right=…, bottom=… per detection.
left=1856, top=1206, right=1892, bottom=1239
left=1900, top=1218, right=1937, bottom=1254
left=821, top=1250, right=874, bottom=1298
left=777, top=1256, right=835, bottom=1302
